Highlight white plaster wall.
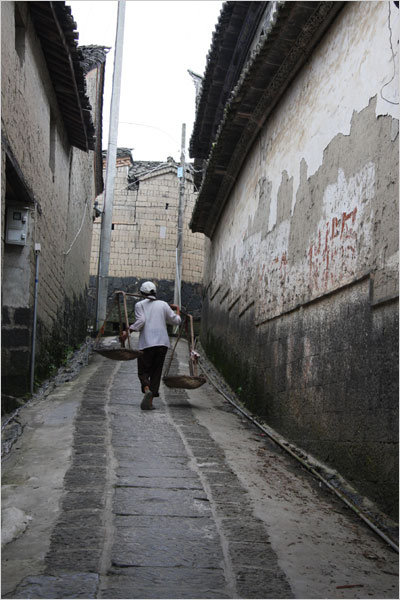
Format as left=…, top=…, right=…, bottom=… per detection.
left=208, top=1, right=399, bottom=322
left=262, top=0, right=399, bottom=222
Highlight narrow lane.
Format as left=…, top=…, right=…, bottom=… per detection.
left=2, top=337, right=398, bottom=599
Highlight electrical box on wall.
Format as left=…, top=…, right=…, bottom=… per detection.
left=6, top=206, right=29, bottom=245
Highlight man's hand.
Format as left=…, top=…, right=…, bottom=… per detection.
left=170, top=303, right=180, bottom=315
left=119, top=330, right=129, bottom=345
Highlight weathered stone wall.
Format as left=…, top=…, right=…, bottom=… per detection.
left=201, top=2, right=399, bottom=517
left=62, top=67, right=103, bottom=347
left=89, top=161, right=204, bottom=323
left=1, top=1, right=99, bottom=396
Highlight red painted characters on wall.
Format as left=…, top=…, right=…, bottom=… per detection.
left=308, top=207, right=358, bottom=292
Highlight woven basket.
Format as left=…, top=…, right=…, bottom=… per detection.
left=163, top=375, right=206, bottom=389
left=94, top=348, right=143, bottom=361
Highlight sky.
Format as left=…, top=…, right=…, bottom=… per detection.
left=69, top=1, right=223, bottom=162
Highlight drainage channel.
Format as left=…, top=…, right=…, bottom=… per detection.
left=198, top=359, right=399, bottom=554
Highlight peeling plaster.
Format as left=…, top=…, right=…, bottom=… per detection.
left=206, top=3, right=398, bottom=323
left=256, top=161, right=377, bottom=324
left=209, top=96, right=398, bottom=326
left=258, top=1, right=399, bottom=224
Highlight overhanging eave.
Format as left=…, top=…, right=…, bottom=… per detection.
left=190, top=1, right=345, bottom=238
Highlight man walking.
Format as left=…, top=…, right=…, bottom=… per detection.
left=121, top=281, right=181, bottom=410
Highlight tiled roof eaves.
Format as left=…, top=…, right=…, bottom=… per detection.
left=29, top=2, right=95, bottom=152
left=190, top=1, right=345, bottom=237
left=79, top=45, right=110, bottom=74
left=189, top=1, right=231, bottom=153
left=189, top=1, right=266, bottom=159
left=131, top=163, right=194, bottom=182
left=103, top=148, right=134, bottom=160
left=138, top=166, right=194, bottom=183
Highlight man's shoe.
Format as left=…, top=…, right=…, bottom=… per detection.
left=141, top=390, right=153, bottom=410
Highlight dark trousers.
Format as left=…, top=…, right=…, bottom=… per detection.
left=137, top=346, right=168, bottom=397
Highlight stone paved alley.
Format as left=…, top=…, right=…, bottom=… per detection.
left=2, top=337, right=399, bottom=599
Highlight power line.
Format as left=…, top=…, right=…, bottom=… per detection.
left=103, top=119, right=180, bottom=144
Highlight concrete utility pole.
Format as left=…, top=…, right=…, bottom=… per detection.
left=96, top=0, right=126, bottom=329
left=174, top=123, right=186, bottom=310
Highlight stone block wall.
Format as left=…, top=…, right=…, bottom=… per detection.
left=89, top=160, right=204, bottom=324
left=1, top=2, right=100, bottom=397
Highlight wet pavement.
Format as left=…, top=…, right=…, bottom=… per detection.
left=1, top=337, right=399, bottom=599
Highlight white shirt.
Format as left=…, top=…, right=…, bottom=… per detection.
left=129, top=299, right=181, bottom=350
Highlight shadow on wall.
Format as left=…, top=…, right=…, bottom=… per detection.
left=201, top=281, right=399, bottom=521
left=1, top=291, right=89, bottom=403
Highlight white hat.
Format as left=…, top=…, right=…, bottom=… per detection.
left=140, top=281, right=156, bottom=295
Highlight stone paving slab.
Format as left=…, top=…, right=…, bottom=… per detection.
left=3, top=573, right=99, bottom=599
left=112, top=430, right=183, bottom=443
left=115, top=476, right=204, bottom=489
left=55, top=509, right=103, bottom=530
left=116, top=465, right=199, bottom=479
left=228, top=540, right=275, bottom=568
left=111, top=534, right=223, bottom=569
left=113, top=445, right=188, bottom=459
left=46, top=548, right=103, bottom=572
left=61, top=489, right=106, bottom=511
left=114, top=514, right=220, bottom=538
left=113, top=486, right=212, bottom=518
left=73, top=433, right=106, bottom=445
left=235, top=567, right=294, bottom=599
left=112, top=437, right=187, bottom=450
left=219, top=518, right=274, bottom=543
left=115, top=455, right=191, bottom=469
left=50, top=523, right=105, bottom=547
left=111, top=420, right=186, bottom=437
left=63, top=466, right=106, bottom=488
left=100, top=568, right=230, bottom=599
left=74, top=421, right=107, bottom=436
left=211, top=502, right=254, bottom=520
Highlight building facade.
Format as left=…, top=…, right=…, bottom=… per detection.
left=190, top=1, right=399, bottom=518
left=89, top=151, right=205, bottom=328
left=1, top=1, right=106, bottom=402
